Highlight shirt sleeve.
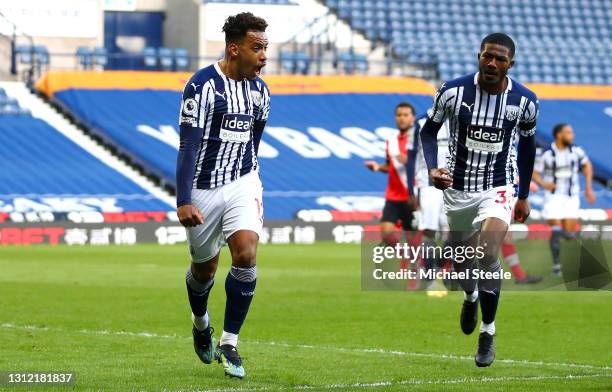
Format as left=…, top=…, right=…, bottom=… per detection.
left=575, top=146, right=589, bottom=165
left=253, top=81, right=270, bottom=155
left=255, top=81, right=271, bottom=121
left=428, top=83, right=451, bottom=124
left=518, top=97, right=539, bottom=137
left=533, top=150, right=545, bottom=173
left=176, top=78, right=211, bottom=207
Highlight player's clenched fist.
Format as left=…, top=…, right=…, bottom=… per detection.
left=429, top=168, right=453, bottom=190
left=513, top=198, right=530, bottom=223
left=177, top=204, right=204, bottom=227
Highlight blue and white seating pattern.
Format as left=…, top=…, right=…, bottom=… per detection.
left=325, top=0, right=612, bottom=84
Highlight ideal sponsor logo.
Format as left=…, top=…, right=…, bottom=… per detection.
left=466, top=125, right=504, bottom=153
left=220, top=113, right=254, bottom=143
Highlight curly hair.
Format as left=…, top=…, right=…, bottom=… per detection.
left=222, top=12, right=268, bottom=44
left=480, top=32, right=515, bottom=58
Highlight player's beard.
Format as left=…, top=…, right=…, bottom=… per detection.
left=562, top=138, right=572, bottom=147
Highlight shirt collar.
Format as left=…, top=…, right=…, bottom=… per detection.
left=474, top=72, right=513, bottom=93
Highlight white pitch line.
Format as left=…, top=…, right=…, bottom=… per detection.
left=191, top=374, right=612, bottom=392
left=2, top=323, right=611, bottom=372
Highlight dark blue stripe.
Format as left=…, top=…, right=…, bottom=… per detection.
left=568, top=145, right=573, bottom=196
left=452, top=85, right=475, bottom=190
left=551, top=148, right=557, bottom=194
left=197, top=75, right=226, bottom=189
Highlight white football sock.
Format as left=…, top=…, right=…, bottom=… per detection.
left=464, top=290, right=479, bottom=302
left=220, top=330, right=238, bottom=347
left=480, top=321, right=496, bottom=335
left=192, top=312, right=209, bottom=331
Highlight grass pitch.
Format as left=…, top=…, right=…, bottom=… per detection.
left=1, top=242, right=610, bottom=391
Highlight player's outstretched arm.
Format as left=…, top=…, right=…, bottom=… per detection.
left=531, top=170, right=555, bottom=192
left=420, top=118, right=450, bottom=190
left=514, top=134, right=536, bottom=223
left=176, top=80, right=207, bottom=227
left=582, top=160, right=596, bottom=205
left=176, top=124, right=205, bottom=227
left=364, top=161, right=389, bottom=173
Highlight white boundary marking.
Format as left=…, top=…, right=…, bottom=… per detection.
left=195, top=374, right=612, bottom=392
left=2, top=322, right=610, bottom=373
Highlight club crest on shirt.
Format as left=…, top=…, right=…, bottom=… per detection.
left=504, top=105, right=520, bottom=121
left=251, top=90, right=262, bottom=107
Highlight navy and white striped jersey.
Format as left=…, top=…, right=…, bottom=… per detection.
left=414, top=115, right=450, bottom=189
left=534, top=143, right=589, bottom=197
left=177, top=62, right=270, bottom=197
left=428, top=72, right=539, bottom=192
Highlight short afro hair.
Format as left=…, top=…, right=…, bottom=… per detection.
left=395, top=102, right=415, bottom=116
left=552, top=123, right=569, bottom=138
left=222, top=12, right=268, bottom=44
left=480, top=32, right=515, bottom=58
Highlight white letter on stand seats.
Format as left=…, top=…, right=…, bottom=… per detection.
left=257, top=140, right=279, bottom=158
left=308, top=127, right=372, bottom=159
left=340, top=127, right=386, bottom=158
left=265, top=127, right=330, bottom=158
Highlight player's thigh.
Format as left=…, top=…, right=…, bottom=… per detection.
left=222, top=172, right=264, bottom=245
left=381, top=200, right=401, bottom=228
left=396, top=201, right=415, bottom=231
left=562, top=219, right=578, bottom=232
left=187, top=188, right=226, bottom=263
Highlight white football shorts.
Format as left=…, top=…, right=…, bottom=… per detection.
left=186, top=171, right=264, bottom=263
left=417, top=185, right=448, bottom=231
left=542, top=193, right=580, bottom=220
left=443, top=184, right=515, bottom=241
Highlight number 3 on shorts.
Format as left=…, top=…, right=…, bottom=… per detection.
left=495, top=190, right=508, bottom=204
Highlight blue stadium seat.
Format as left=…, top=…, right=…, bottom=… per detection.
left=76, top=47, right=92, bottom=69
left=143, top=47, right=157, bottom=69
left=157, top=47, right=173, bottom=70
left=323, top=0, right=611, bottom=84
left=16, top=45, right=33, bottom=65
left=34, top=45, right=49, bottom=65
left=174, top=48, right=190, bottom=71
left=92, top=47, right=108, bottom=68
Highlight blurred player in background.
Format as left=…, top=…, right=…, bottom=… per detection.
left=413, top=114, right=450, bottom=297
left=500, top=231, right=542, bottom=284
left=365, top=102, right=418, bottom=244
left=420, top=33, right=538, bottom=367
left=532, top=123, right=595, bottom=277
left=176, top=12, right=270, bottom=379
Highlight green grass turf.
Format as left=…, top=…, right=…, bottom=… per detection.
left=0, top=242, right=610, bottom=391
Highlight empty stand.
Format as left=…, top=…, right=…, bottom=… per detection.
left=325, top=0, right=612, bottom=84
left=0, top=82, right=174, bottom=212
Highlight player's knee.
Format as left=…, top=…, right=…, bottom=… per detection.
left=480, top=257, right=501, bottom=273
left=382, top=231, right=401, bottom=247
left=231, top=247, right=257, bottom=268
left=191, top=261, right=217, bottom=281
